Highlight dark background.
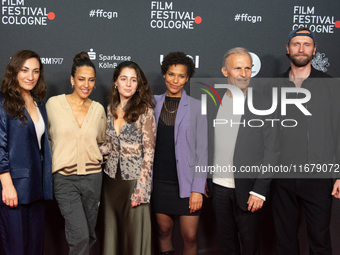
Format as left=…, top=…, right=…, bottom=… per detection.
left=1, top=0, right=340, bottom=254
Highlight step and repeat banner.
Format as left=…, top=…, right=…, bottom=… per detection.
left=1, top=0, right=339, bottom=100
left=1, top=1, right=340, bottom=254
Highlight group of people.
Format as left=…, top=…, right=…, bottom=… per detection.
left=0, top=49, right=206, bottom=255
left=205, top=27, right=340, bottom=255
left=0, top=27, right=339, bottom=255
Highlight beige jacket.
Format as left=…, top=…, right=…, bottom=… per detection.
left=46, top=94, right=107, bottom=175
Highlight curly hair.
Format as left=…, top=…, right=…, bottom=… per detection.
left=71, top=52, right=96, bottom=77
left=109, top=61, right=155, bottom=123
left=1, top=50, right=46, bottom=124
left=160, top=51, right=195, bottom=79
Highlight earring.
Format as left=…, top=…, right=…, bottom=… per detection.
left=71, top=84, right=74, bottom=89
left=115, top=85, right=117, bottom=89
left=94, top=86, right=97, bottom=90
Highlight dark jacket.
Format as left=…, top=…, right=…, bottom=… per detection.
left=207, top=88, right=280, bottom=211
left=263, top=68, right=340, bottom=177
left=0, top=93, right=53, bottom=205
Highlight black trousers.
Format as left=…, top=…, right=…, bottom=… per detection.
left=0, top=200, right=45, bottom=255
left=212, top=183, right=261, bottom=255
left=272, top=178, right=333, bottom=255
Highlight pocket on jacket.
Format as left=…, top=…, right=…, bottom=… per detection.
left=10, top=168, right=30, bottom=179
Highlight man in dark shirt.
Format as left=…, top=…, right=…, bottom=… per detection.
left=263, top=27, right=340, bottom=255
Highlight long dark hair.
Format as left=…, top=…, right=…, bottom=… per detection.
left=1, top=50, right=46, bottom=124
left=109, top=61, right=155, bottom=123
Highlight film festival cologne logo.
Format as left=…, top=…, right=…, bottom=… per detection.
left=2, top=0, right=55, bottom=25
left=191, top=78, right=312, bottom=129
left=291, top=5, right=340, bottom=34
left=150, top=1, right=202, bottom=29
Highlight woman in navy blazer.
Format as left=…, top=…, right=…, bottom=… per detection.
left=0, top=50, right=53, bottom=255
left=152, top=52, right=207, bottom=255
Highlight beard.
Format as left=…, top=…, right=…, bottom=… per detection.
left=289, top=53, right=313, bottom=67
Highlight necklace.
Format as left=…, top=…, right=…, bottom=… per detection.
left=163, top=101, right=177, bottom=114
left=70, top=95, right=86, bottom=110
left=76, top=102, right=84, bottom=110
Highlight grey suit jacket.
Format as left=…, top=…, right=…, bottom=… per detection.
left=207, top=88, right=280, bottom=211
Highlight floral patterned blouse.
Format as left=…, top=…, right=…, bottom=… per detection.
left=99, top=106, right=156, bottom=203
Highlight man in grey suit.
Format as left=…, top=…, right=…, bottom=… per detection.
left=206, top=47, right=280, bottom=255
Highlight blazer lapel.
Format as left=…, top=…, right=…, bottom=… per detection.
left=38, top=102, right=48, bottom=134
left=25, top=107, right=40, bottom=151
left=154, top=93, right=166, bottom=126
left=208, top=89, right=226, bottom=162
left=234, top=95, right=248, bottom=151
left=174, top=90, right=189, bottom=143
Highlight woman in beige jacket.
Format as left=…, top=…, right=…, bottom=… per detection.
left=46, top=52, right=106, bottom=255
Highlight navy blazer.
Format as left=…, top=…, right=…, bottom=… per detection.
left=154, top=90, right=208, bottom=198
left=0, top=93, right=53, bottom=205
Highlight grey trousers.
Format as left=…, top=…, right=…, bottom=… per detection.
left=53, top=172, right=102, bottom=255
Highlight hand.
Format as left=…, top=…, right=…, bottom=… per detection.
left=247, top=194, right=264, bottom=213
left=131, top=200, right=141, bottom=208
left=204, top=181, right=209, bottom=198
left=332, top=179, right=340, bottom=199
left=189, top=192, right=203, bottom=213
left=2, top=183, right=18, bottom=208
left=0, top=172, right=18, bottom=208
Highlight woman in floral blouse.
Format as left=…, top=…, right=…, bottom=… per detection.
left=99, top=61, right=156, bottom=255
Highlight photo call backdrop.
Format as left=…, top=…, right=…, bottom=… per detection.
left=1, top=0, right=340, bottom=254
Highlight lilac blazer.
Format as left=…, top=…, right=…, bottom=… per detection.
left=154, top=90, right=208, bottom=198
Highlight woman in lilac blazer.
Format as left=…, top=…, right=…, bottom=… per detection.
left=152, top=52, right=207, bottom=255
